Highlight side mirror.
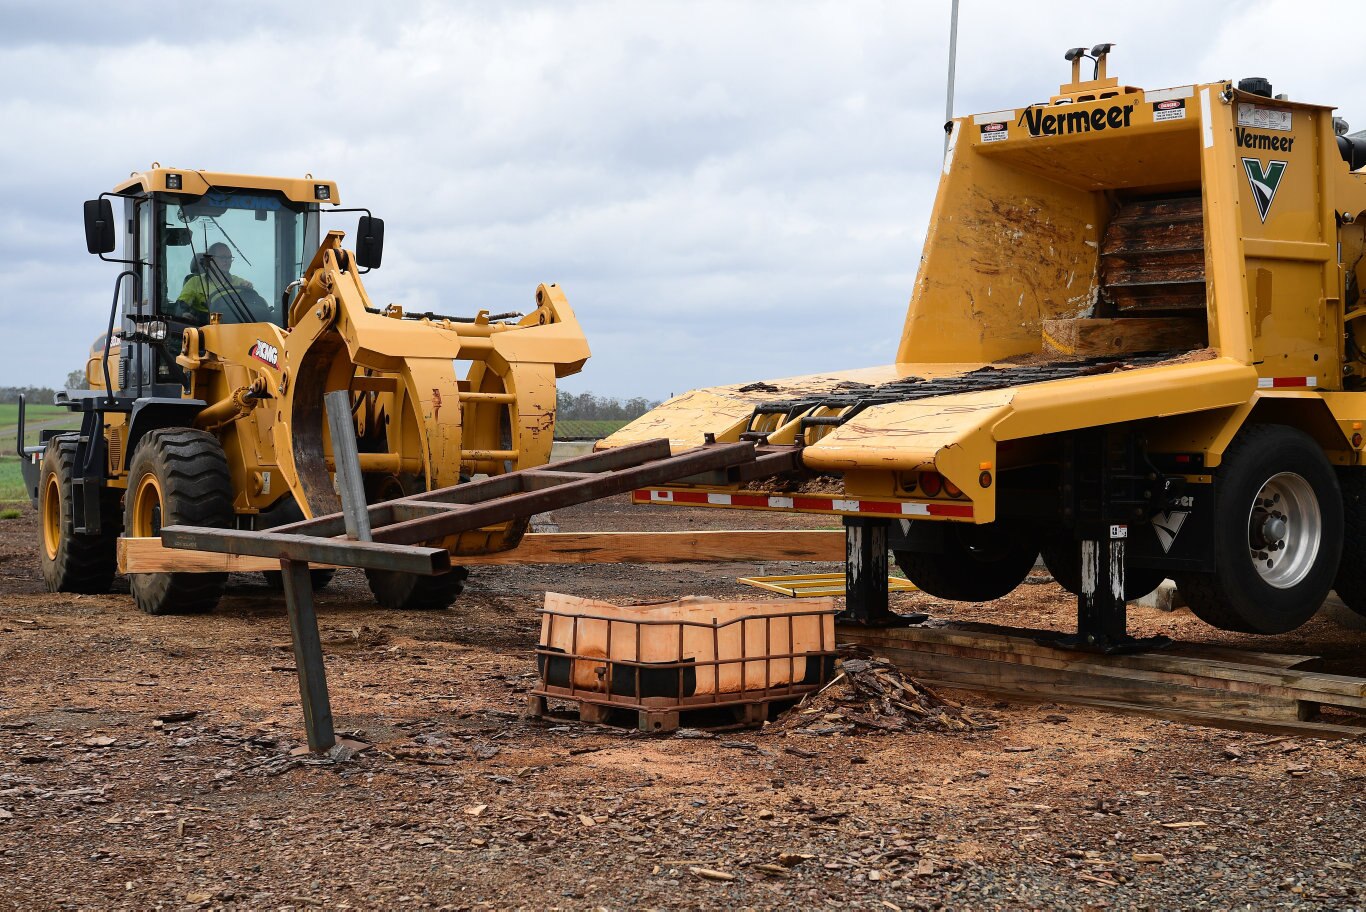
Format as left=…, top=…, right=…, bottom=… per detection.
left=83, top=198, right=116, bottom=255
left=355, top=215, right=385, bottom=269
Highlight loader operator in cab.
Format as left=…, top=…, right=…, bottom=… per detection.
left=176, top=242, right=258, bottom=324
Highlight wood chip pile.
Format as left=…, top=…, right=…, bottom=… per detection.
left=772, top=649, right=974, bottom=735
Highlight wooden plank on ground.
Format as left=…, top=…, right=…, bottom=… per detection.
left=119, top=530, right=845, bottom=574
left=838, top=622, right=1366, bottom=739
left=1041, top=317, right=1205, bottom=357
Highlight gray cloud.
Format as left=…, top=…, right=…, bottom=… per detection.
left=1, top=0, right=1361, bottom=398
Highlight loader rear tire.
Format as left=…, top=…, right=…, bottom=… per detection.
left=1174, top=424, right=1341, bottom=634
left=125, top=429, right=234, bottom=616
left=365, top=566, right=469, bottom=611
left=892, top=521, right=1038, bottom=602
left=38, top=442, right=120, bottom=594
left=1038, top=531, right=1165, bottom=601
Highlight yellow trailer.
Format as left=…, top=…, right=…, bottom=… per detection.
left=605, top=50, right=1366, bottom=641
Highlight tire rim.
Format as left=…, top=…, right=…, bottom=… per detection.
left=131, top=473, right=164, bottom=538
left=41, top=472, right=61, bottom=561
left=1247, top=471, right=1321, bottom=590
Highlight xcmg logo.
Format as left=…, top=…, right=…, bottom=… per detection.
left=249, top=340, right=279, bottom=368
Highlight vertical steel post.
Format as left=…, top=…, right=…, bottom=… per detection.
left=280, top=558, right=336, bottom=752
left=324, top=389, right=372, bottom=542
left=1076, top=529, right=1128, bottom=645
left=944, top=0, right=961, bottom=157
left=842, top=516, right=891, bottom=624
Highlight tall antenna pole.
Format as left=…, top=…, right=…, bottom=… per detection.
left=944, top=0, right=960, bottom=156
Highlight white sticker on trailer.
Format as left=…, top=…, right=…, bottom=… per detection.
left=1238, top=103, right=1292, bottom=132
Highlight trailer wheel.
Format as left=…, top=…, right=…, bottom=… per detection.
left=38, top=442, right=121, bottom=594
left=892, top=521, right=1038, bottom=602
left=1175, top=424, right=1341, bottom=634
left=1331, top=468, right=1366, bottom=619
left=365, top=566, right=470, bottom=610
left=1038, top=531, right=1165, bottom=601
left=125, top=429, right=234, bottom=616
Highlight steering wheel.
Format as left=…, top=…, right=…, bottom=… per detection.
left=211, top=285, right=269, bottom=322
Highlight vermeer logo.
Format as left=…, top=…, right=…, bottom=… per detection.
left=1018, top=103, right=1134, bottom=137
left=1241, top=158, right=1288, bottom=223
left=249, top=340, right=280, bottom=368
left=1236, top=127, right=1295, bottom=153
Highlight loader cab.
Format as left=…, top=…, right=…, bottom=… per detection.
left=86, top=168, right=338, bottom=394
left=155, top=188, right=320, bottom=328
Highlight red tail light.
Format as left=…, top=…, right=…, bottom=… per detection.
left=919, top=472, right=943, bottom=497
left=943, top=478, right=963, bottom=498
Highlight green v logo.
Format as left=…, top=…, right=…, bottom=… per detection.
left=1242, top=158, right=1288, bottom=222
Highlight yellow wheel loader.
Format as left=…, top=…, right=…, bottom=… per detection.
left=605, top=49, right=1366, bottom=643
left=21, top=168, right=588, bottom=614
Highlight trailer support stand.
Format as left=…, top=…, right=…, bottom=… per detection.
left=280, top=558, right=335, bottom=752
left=1049, top=428, right=1168, bottom=654
left=838, top=517, right=920, bottom=627
left=1077, top=532, right=1128, bottom=645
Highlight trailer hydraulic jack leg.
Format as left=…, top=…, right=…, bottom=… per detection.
left=1045, top=428, right=1169, bottom=655
left=838, top=517, right=925, bottom=627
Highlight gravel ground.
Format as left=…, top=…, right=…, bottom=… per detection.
left=2, top=495, right=1365, bottom=910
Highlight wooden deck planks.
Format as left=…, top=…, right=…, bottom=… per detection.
left=119, top=530, right=845, bottom=574
left=838, top=622, right=1366, bottom=738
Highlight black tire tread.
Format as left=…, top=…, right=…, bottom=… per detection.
left=892, top=522, right=1038, bottom=603
left=38, top=442, right=121, bottom=594
left=365, top=567, right=469, bottom=610
left=1039, top=531, right=1166, bottom=602
left=1333, top=467, right=1366, bottom=619
left=1174, top=423, right=1341, bottom=634
left=126, top=428, right=233, bottom=616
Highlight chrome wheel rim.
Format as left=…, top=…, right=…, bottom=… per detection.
left=1247, top=472, right=1321, bottom=590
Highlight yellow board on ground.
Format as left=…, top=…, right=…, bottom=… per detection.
left=738, top=572, right=917, bottom=598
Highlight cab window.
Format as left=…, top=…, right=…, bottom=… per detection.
left=157, top=189, right=317, bottom=327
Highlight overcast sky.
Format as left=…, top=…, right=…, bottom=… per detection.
left=1, top=0, right=1361, bottom=399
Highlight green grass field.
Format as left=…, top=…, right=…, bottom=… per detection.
left=0, top=403, right=68, bottom=425
left=0, top=402, right=81, bottom=453
left=0, top=457, right=32, bottom=505
left=555, top=419, right=629, bottom=440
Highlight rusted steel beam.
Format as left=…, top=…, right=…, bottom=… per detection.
left=159, top=526, right=451, bottom=575
left=373, top=442, right=758, bottom=545
left=273, top=438, right=675, bottom=539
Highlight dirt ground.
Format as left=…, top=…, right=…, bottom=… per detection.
left=2, top=493, right=1366, bottom=911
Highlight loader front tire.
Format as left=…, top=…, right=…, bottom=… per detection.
left=125, top=429, right=234, bottom=616
left=365, top=566, right=469, bottom=611
left=892, top=521, right=1038, bottom=602
left=1174, top=424, right=1341, bottom=634
left=38, top=442, right=120, bottom=594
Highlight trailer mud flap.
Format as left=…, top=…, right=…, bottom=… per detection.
left=1126, top=481, right=1216, bottom=573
